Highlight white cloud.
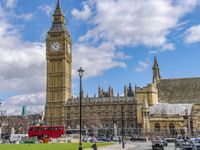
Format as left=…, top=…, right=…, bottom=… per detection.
left=160, top=43, right=175, bottom=51
left=5, top=92, right=45, bottom=106
left=0, top=4, right=45, bottom=93
left=72, top=43, right=127, bottom=78
left=0, top=5, right=45, bottom=115
left=78, top=0, right=199, bottom=48
left=71, top=4, right=92, bottom=21
left=0, top=92, right=45, bottom=116
left=18, top=13, right=34, bottom=21
left=71, top=0, right=199, bottom=77
left=39, top=4, right=54, bottom=16
left=135, top=60, right=149, bottom=72
left=185, top=24, right=200, bottom=44
left=4, top=0, right=16, bottom=9
left=149, top=50, right=158, bottom=54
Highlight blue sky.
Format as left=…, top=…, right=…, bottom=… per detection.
left=0, top=0, right=200, bottom=115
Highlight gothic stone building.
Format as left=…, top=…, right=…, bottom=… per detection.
left=139, top=58, right=200, bottom=137
left=45, top=0, right=200, bottom=137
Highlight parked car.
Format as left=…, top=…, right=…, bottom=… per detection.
left=189, top=140, right=200, bottom=150
left=10, top=134, right=28, bottom=144
left=162, top=138, right=168, bottom=147
left=154, top=137, right=168, bottom=147
left=152, top=139, right=164, bottom=150
left=112, top=136, right=119, bottom=142
left=178, top=141, right=194, bottom=150
left=130, top=135, right=146, bottom=141
left=82, top=136, right=89, bottom=142
left=97, top=137, right=111, bottom=142
left=82, top=136, right=97, bottom=142
left=175, top=138, right=184, bottom=148
left=161, top=138, right=168, bottom=147
left=88, top=137, right=97, bottom=142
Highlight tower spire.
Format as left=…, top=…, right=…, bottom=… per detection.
left=54, top=0, right=63, bottom=16
left=50, top=0, right=66, bottom=32
left=152, top=56, right=161, bottom=84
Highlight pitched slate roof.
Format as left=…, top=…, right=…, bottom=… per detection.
left=157, top=77, right=200, bottom=103
left=150, top=103, right=193, bottom=116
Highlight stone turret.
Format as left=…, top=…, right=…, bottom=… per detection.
left=152, top=57, right=161, bottom=84
left=124, top=85, right=127, bottom=97
left=98, top=86, right=114, bottom=97
left=98, top=86, right=103, bottom=97
left=127, top=83, right=134, bottom=97
left=142, top=94, right=150, bottom=132
left=135, top=83, right=158, bottom=125
left=109, top=86, right=114, bottom=97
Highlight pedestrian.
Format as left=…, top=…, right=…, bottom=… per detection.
left=92, top=143, right=97, bottom=150
left=119, top=136, right=121, bottom=144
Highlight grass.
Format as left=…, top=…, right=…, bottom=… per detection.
left=0, top=143, right=113, bottom=150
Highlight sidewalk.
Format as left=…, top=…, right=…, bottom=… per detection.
left=85, top=142, right=137, bottom=150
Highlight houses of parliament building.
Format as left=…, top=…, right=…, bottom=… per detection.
left=45, top=0, right=200, bottom=137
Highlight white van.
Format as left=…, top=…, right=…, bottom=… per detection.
left=10, top=134, right=28, bottom=143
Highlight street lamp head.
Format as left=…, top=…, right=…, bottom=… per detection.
left=78, top=67, right=84, bottom=77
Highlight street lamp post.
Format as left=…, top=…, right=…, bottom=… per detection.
left=78, top=67, right=84, bottom=150
left=121, top=104, right=125, bottom=149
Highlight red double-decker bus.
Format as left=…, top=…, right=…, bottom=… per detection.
left=28, top=126, right=65, bottom=140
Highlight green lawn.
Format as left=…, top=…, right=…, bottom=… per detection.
left=0, top=143, right=113, bottom=150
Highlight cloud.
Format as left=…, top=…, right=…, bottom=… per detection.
left=71, top=4, right=92, bottom=21
left=135, top=61, right=149, bottom=72
left=78, top=0, right=199, bottom=48
left=39, top=4, right=54, bottom=16
left=185, top=24, right=200, bottom=44
left=71, top=0, right=199, bottom=78
left=72, top=43, right=127, bottom=78
left=160, top=43, right=175, bottom=51
left=0, top=40, right=45, bottom=93
left=0, top=92, right=45, bottom=116
left=18, top=13, right=34, bottom=21
left=4, top=0, right=16, bottom=9
left=0, top=4, right=45, bottom=115
left=6, top=92, right=45, bottom=106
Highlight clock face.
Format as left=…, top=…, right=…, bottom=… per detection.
left=51, top=41, right=60, bottom=52
left=67, top=43, right=71, bottom=53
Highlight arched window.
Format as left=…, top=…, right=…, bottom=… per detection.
left=169, top=123, right=176, bottom=135
left=155, top=123, right=160, bottom=132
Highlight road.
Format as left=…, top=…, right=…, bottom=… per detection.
left=86, top=141, right=176, bottom=150
left=132, top=142, right=175, bottom=150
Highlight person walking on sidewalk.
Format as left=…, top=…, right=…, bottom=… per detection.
left=92, top=143, right=97, bottom=150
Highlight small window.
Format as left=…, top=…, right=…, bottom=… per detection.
left=155, top=123, right=160, bottom=132
left=169, top=123, right=176, bottom=135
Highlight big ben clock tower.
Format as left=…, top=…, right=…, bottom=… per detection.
left=45, top=0, right=72, bottom=125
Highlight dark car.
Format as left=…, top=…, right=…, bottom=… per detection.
left=175, top=139, right=184, bottom=148
left=152, top=140, right=164, bottom=150
left=154, top=137, right=168, bottom=147
left=97, top=137, right=111, bottom=142
left=162, top=138, right=168, bottom=147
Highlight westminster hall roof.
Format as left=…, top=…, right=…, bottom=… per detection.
left=157, top=77, right=200, bottom=103
left=150, top=103, right=193, bottom=116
